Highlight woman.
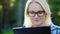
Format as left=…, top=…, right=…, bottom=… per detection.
left=23, top=0, right=60, bottom=34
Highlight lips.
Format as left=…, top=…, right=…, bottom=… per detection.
left=32, top=18, right=39, bottom=21
left=34, top=20, right=38, bottom=21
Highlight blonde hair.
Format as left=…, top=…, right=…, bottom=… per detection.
left=23, top=0, right=52, bottom=27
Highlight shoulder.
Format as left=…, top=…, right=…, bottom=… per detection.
left=51, top=24, right=60, bottom=34
left=12, top=26, right=26, bottom=29
left=53, top=25, right=60, bottom=29
left=54, top=25, right=60, bottom=30
left=51, top=24, right=60, bottom=30
left=13, top=27, right=23, bottom=29
left=51, top=24, right=60, bottom=31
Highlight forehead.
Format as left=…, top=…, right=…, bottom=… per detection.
left=28, top=2, right=44, bottom=12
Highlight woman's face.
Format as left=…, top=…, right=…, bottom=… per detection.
left=28, top=2, right=46, bottom=27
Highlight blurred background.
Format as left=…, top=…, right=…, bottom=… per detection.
left=0, top=0, right=60, bottom=34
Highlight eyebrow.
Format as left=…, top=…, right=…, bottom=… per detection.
left=28, top=10, right=45, bottom=12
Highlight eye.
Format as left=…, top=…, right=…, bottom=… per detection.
left=28, top=11, right=35, bottom=14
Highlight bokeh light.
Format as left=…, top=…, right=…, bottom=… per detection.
left=11, top=0, right=16, bottom=2
left=0, top=5, right=2, bottom=9
left=57, top=11, right=60, bottom=16
left=10, top=2, right=14, bottom=7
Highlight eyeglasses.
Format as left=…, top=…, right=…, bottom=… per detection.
left=28, top=11, right=45, bottom=17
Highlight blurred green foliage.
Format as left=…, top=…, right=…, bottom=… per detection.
left=48, top=0, right=60, bottom=26
left=0, top=0, right=60, bottom=34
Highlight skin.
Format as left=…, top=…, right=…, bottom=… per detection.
left=28, top=2, right=46, bottom=27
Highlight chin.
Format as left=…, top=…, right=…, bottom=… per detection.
left=33, top=22, right=43, bottom=26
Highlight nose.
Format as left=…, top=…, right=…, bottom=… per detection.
left=34, top=14, right=38, bottom=18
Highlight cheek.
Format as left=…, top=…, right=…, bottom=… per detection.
left=30, top=17, right=34, bottom=20
left=38, top=17, right=45, bottom=21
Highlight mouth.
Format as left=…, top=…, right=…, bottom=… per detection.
left=34, top=19, right=39, bottom=21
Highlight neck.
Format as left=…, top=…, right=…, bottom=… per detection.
left=32, top=22, right=50, bottom=27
